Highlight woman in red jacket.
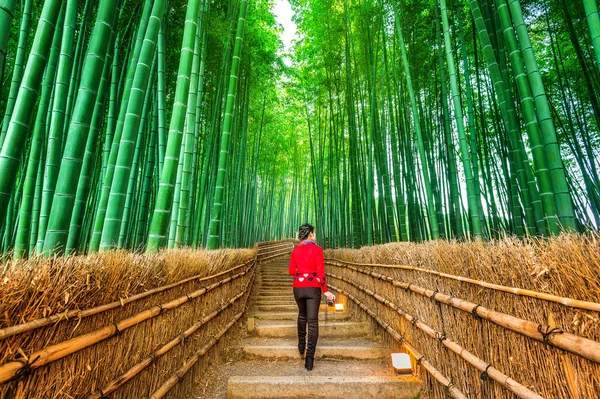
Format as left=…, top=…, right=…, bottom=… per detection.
left=288, top=223, right=336, bottom=371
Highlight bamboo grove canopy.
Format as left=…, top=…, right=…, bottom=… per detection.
left=0, top=0, right=598, bottom=257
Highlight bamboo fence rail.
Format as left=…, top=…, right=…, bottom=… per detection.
left=0, top=243, right=285, bottom=398
left=87, top=290, right=247, bottom=399
left=257, top=241, right=295, bottom=260
left=326, top=258, right=600, bottom=312
left=328, top=283, right=467, bottom=399
left=149, top=312, right=244, bottom=399
left=0, top=264, right=254, bottom=384
left=331, top=262, right=600, bottom=364
left=328, top=274, right=544, bottom=399
left=0, top=258, right=255, bottom=340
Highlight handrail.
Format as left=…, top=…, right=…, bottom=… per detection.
left=0, top=258, right=255, bottom=340
left=326, top=258, right=600, bottom=312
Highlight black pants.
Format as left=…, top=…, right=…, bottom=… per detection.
left=293, top=287, right=321, bottom=358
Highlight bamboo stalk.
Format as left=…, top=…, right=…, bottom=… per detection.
left=331, top=263, right=600, bottom=364
left=327, top=284, right=467, bottom=399
left=87, top=290, right=247, bottom=399
left=0, top=258, right=255, bottom=341
left=0, top=266, right=254, bottom=384
left=326, top=258, right=600, bottom=312
left=328, top=276, right=545, bottom=399
left=149, top=312, right=244, bottom=399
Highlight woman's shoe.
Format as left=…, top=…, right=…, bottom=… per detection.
left=298, top=343, right=306, bottom=356
left=305, top=356, right=314, bottom=371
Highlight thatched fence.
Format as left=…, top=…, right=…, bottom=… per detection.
left=325, top=234, right=600, bottom=399
left=0, top=241, right=293, bottom=399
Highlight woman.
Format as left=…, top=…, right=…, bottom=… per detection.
left=288, top=223, right=336, bottom=371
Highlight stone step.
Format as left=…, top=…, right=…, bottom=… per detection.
left=256, top=304, right=335, bottom=312
left=253, top=321, right=369, bottom=338
left=251, top=311, right=350, bottom=321
left=260, top=282, right=291, bottom=287
left=256, top=294, right=294, bottom=300
left=255, top=299, right=295, bottom=304
left=240, top=337, right=388, bottom=360
left=260, top=274, right=294, bottom=282
left=225, top=359, right=422, bottom=399
left=257, top=290, right=293, bottom=296
left=227, top=376, right=423, bottom=399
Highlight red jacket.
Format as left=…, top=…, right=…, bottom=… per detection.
left=288, top=240, right=329, bottom=293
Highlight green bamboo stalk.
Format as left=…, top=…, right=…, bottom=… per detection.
left=146, top=0, right=203, bottom=252
left=0, top=0, right=16, bottom=94
left=0, top=0, right=62, bottom=229
left=392, top=2, right=439, bottom=239
left=507, top=0, right=577, bottom=232
left=206, top=0, right=249, bottom=249
left=99, top=0, right=166, bottom=251
left=0, top=0, right=33, bottom=148
left=42, top=0, right=119, bottom=255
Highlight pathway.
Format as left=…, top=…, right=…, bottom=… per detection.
left=222, top=257, right=424, bottom=398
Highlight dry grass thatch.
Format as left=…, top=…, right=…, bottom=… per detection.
left=0, top=246, right=260, bottom=399
left=325, top=233, right=600, bottom=399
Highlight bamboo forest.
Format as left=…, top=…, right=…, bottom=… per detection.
left=0, top=0, right=599, bottom=258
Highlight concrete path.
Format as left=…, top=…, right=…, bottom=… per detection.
left=224, top=257, right=424, bottom=399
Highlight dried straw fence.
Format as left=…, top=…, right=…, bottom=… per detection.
left=0, top=242, right=293, bottom=398
left=325, top=234, right=600, bottom=399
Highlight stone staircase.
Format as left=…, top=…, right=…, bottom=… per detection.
left=223, top=257, right=424, bottom=399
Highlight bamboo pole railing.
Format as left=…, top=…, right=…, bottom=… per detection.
left=87, top=290, right=248, bottom=399
left=327, top=273, right=545, bottom=399
left=327, top=283, right=467, bottom=399
left=148, top=312, right=244, bottom=399
left=326, top=258, right=600, bottom=312
left=329, top=263, right=600, bottom=364
left=0, top=263, right=255, bottom=384
left=0, top=258, right=256, bottom=341
left=257, top=242, right=294, bottom=260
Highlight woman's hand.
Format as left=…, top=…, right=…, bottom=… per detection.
left=324, top=291, right=336, bottom=302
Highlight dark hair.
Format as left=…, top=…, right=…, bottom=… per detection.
left=298, top=223, right=314, bottom=241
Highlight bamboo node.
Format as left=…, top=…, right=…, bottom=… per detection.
left=537, top=325, right=563, bottom=346
left=471, top=304, right=483, bottom=320
left=480, top=364, right=492, bottom=381
left=112, top=322, right=123, bottom=336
